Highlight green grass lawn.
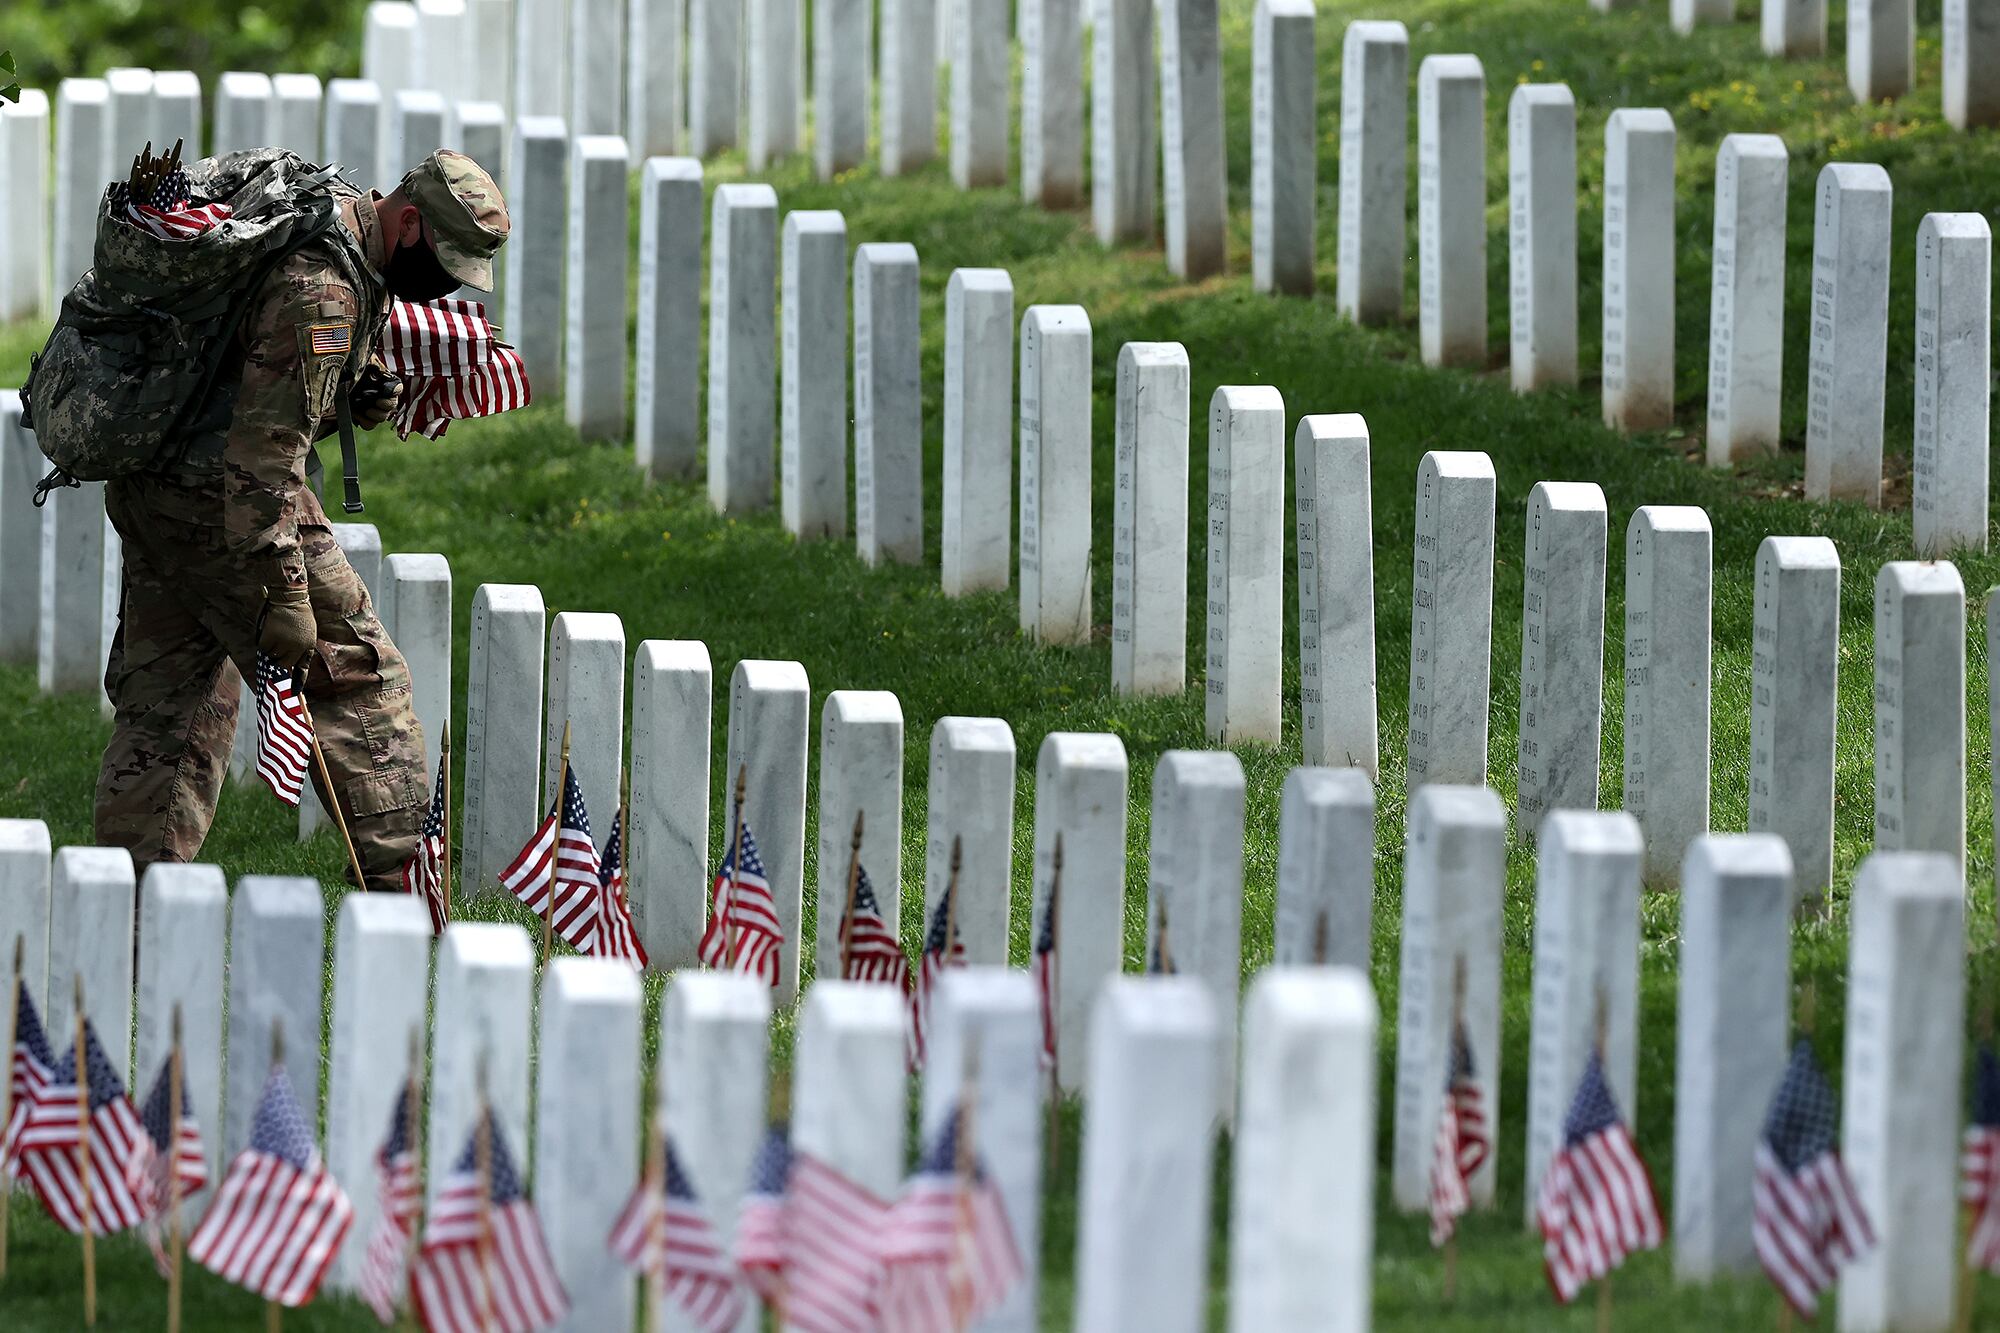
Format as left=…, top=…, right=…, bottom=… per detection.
left=3, top=0, right=1999, bottom=1327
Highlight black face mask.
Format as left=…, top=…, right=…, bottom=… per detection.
left=383, top=236, right=458, bottom=302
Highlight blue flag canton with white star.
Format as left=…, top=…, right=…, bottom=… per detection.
left=1447, top=1018, right=1478, bottom=1088
left=746, top=1122, right=792, bottom=1196
left=1562, top=1051, right=1626, bottom=1145
left=916, top=1104, right=987, bottom=1183
left=419, top=766, right=446, bottom=841
left=138, top=1059, right=196, bottom=1149
left=560, top=766, right=593, bottom=841
left=256, top=653, right=296, bottom=695
left=1034, top=889, right=1055, bottom=957
left=13, top=981, right=55, bottom=1066
left=379, top=1083, right=416, bottom=1159
left=665, top=1136, right=703, bottom=1203
left=249, top=1066, right=319, bottom=1167
left=600, top=809, right=624, bottom=888
left=1972, top=1045, right=2000, bottom=1128
left=852, top=865, right=887, bottom=919
left=55, top=1019, right=131, bottom=1110
left=924, top=882, right=960, bottom=954
left=451, top=1111, right=528, bottom=1204
left=722, top=825, right=769, bottom=882
left=1761, top=1040, right=1842, bottom=1173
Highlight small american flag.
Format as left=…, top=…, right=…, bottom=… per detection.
left=411, top=1110, right=568, bottom=1333
left=189, top=1062, right=352, bottom=1306
left=736, top=1122, right=791, bottom=1307
left=589, top=809, right=648, bottom=969
left=1966, top=1044, right=2000, bottom=1272
left=1534, top=1049, right=1661, bottom=1304
left=0, top=979, right=58, bottom=1175
left=112, top=165, right=233, bottom=240
left=498, top=765, right=601, bottom=951
left=253, top=651, right=316, bottom=807
left=380, top=298, right=532, bottom=440
left=1032, top=876, right=1058, bottom=1073
left=1754, top=1040, right=1875, bottom=1317
left=402, top=749, right=450, bottom=935
left=909, top=883, right=967, bottom=1070
left=783, top=1151, right=891, bottom=1333
left=696, top=823, right=783, bottom=988
left=838, top=865, right=910, bottom=990
left=360, top=1081, right=423, bottom=1325
left=877, top=1104, right=1024, bottom=1333
left=14, top=1017, right=147, bottom=1237
left=1429, top=1018, right=1489, bottom=1247
left=127, top=1051, right=208, bottom=1274
left=608, top=1133, right=746, bottom=1333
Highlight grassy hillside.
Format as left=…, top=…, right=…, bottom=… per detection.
left=3, top=0, right=1998, bottom=1326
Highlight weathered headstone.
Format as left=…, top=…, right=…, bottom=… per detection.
left=1945, top=0, right=2000, bottom=129
left=427, top=922, right=533, bottom=1209
left=1073, top=977, right=1219, bottom=1333
left=1111, top=343, right=1190, bottom=697
left=389, top=89, right=447, bottom=179
left=462, top=583, right=546, bottom=890
left=1848, top=0, right=1915, bottom=104
left=325, top=80, right=383, bottom=190
left=745, top=0, right=804, bottom=170
left=1231, top=968, right=1376, bottom=1332
left=813, top=0, right=869, bottom=181
left=463, top=0, right=513, bottom=117
left=544, top=611, right=625, bottom=852
left=951, top=0, right=1010, bottom=189
left=381, top=554, right=451, bottom=782
left=687, top=0, right=741, bottom=156
left=1019, top=305, right=1094, bottom=646
left=1207, top=386, right=1285, bottom=745
left=1274, top=768, right=1374, bottom=971
left=879, top=0, right=936, bottom=176
left=924, top=970, right=1044, bottom=1332
left=1913, top=212, right=1992, bottom=557
left=47, top=848, right=135, bottom=1065
left=925, top=718, right=1015, bottom=966
left=1391, top=785, right=1506, bottom=1212
left=1706, top=134, right=1789, bottom=466
left=536, top=960, right=642, bottom=1333
left=1034, top=732, right=1129, bottom=1093
left=629, top=641, right=710, bottom=969
left=794, top=981, right=909, bottom=1204
left=814, top=691, right=904, bottom=982
left=39, top=479, right=110, bottom=697
left=1840, top=852, right=1964, bottom=1330
left=0, top=91, right=52, bottom=323
left=0, top=820, right=50, bottom=1010
left=1763, top=0, right=1827, bottom=55
left=1748, top=537, right=1840, bottom=903
left=1020, top=0, right=1083, bottom=208
left=1417, top=57, right=1485, bottom=368
left=854, top=243, right=924, bottom=567
left=724, top=660, right=809, bottom=1002
left=1336, top=21, right=1407, bottom=323
left=942, top=269, right=1014, bottom=596
left=1147, top=751, right=1246, bottom=1115
left=627, top=0, right=684, bottom=161
left=503, top=116, right=566, bottom=401
left=131, top=864, right=226, bottom=1212
left=1672, top=0, right=1735, bottom=32
left=709, top=184, right=779, bottom=515
left=150, top=70, right=203, bottom=159
left=778, top=210, right=847, bottom=541
left=634, top=158, right=703, bottom=482
left=412, top=0, right=469, bottom=112
left=1516, top=482, right=1607, bottom=843
left=365, top=2, right=419, bottom=173
left=53, top=79, right=108, bottom=293
left=0, top=393, right=43, bottom=664
left=211, top=71, right=271, bottom=157
left=1295, top=415, right=1376, bottom=774
left=1092, top=0, right=1154, bottom=245
left=567, top=0, right=622, bottom=138
left=104, top=67, right=155, bottom=170
left=1250, top=1, right=1315, bottom=296
left=1805, top=163, right=1892, bottom=504
left=1158, top=0, right=1227, bottom=280
left=270, top=73, right=323, bottom=157
left=1672, top=833, right=1792, bottom=1281
left=562, top=135, right=629, bottom=441
left=223, top=876, right=322, bottom=1160
left=1406, top=452, right=1496, bottom=790
left=324, top=894, right=431, bottom=1290
left=1623, top=507, right=1712, bottom=884
left=1601, top=108, right=1676, bottom=431
left=1508, top=84, right=1578, bottom=392
left=1873, top=562, right=1966, bottom=866
left=1523, top=811, right=1642, bottom=1223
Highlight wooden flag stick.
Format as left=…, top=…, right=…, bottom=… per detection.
left=943, top=836, right=962, bottom=954
left=475, top=1053, right=495, bottom=1333
left=1779, top=1300, right=1794, bottom=1333
left=617, top=769, right=634, bottom=927
left=268, top=1019, right=285, bottom=1333
left=948, top=1034, right=983, bottom=1333
left=440, top=719, right=453, bottom=924
left=298, top=694, right=369, bottom=894
left=641, top=1042, right=667, bottom=1328
left=75, top=974, right=95, bottom=1327
left=168, top=1004, right=186, bottom=1333
left=1954, top=996, right=1997, bottom=1333
left=1443, top=953, right=1467, bottom=1305
left=400, top=1026, right=425, bottom=1333
left=0, top=933, right=20, bottom=1282
left=1593, top=983, right=1611, bottom=1333
left=1046, top=836, right=1064, bottom=1175
left=1312, top=908, right=1331, bottom=966
left=838, top=810, right=865, bottom=979
left=1597, top=1272, right=1613, bottom=1333
left=543, top=722, right=573, bottom=966
left=725, top=765, right=748, bottom=970
left=767, top=1064, right=791, bottom=1328
left=1154, top=900, right=1176, bottom=975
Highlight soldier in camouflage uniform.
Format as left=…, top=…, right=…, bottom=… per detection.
left=95, top=150, right=510, bottom=893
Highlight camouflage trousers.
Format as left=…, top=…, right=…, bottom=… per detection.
left=95, top=488, right=429, bottom=893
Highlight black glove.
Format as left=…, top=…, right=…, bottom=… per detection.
left=349, top=364, right=403, bottom=430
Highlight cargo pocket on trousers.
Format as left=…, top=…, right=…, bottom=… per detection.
left=309, top=610, right=387, bottom=692
left=345, top=768, right=423, bottom=820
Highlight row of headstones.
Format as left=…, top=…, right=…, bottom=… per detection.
left=1635, top=0, right=2000, bottom=126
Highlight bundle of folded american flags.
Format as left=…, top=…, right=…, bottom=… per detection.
left=378, top=297, right=531, bottom=440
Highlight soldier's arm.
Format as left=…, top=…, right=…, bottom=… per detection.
left=221, top=256, right=362, bottom=589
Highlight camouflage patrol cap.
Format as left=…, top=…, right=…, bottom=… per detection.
left=399, top=149, right=510, bottom=291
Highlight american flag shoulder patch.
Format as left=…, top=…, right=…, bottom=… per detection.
left=308, top=322, right=353, bottom=356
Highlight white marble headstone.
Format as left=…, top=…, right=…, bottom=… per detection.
left=1623, top=506, right=1712, bottom=884
left=325, top=79, right=383, bottom=190
left=794, top=981, right=909, bottom=1201
left=812, top=0, right=869, bottom=180
left=1251, top=1, right=1316, bottom=296
left=724, top=660, right=810, bottom=1002
left=1601, top=108, right=1676, bottom=430
left=1206, top=386, right=1285, bottom=745
left=1158, top=0, right=1227, bottom=280
left=708, top=184, right=780, bottom=515
left=950, top=0, right=1010, bottom=189
left=564, top=134, right=630, bottom=441
left=0, top=820, right=51, bottom=1012
left=0, top=392, right=45, bottom=663
left=1912, top=212, right=1991, bottom=557
left=1273, top=768, right=1374, bottom=971
left=1848, top=0, right=1915, bottom=104
left=0, top=91, right=53, bottom=322
left=1406, top=452, right=1496, bottom=790
left=1111, top=343, right=1190, bottom=697
left=1873, top=561, right=1965, bottom=866
left=1034, top=732, right=1129, bottom=1093
left=1418, top=57, right=1485, bottom=369
left=1748, top=537, right=1840, bottom=903
left=1146, top=751, right=1246, bottom=1116
left=1945, top=0, right=2000, bottom=129
left=781, top=209, right=849, bottom=541
left=1516, top=481, right=1607, bottom=843
left=224, top=876, right=323, bottom=1160
left=942, top=269, right=1015, bottom=596
left=687, top=0, right=741, bottom=156
left=427, top=922, right=534, bottom=1210
left=815, top=690, right=905, bottom=983
left=1092, top=0, right=1155, bottom=245
left=132, top=865, right=226, bottom=1217
left=503, top=115, right=567, bottom=399
left=461, top=583, right=546, bottom=891
left=1805, top=163, right=1892, bottom=504
left=1018, top=305, right=1094, bottom=646
left=1020, top=0, right=1084, bottom=208
left=1295, top=415, right=1377, bottom=774
left=627, top=0, right=684, bottom=161
left=630, top=640, right=712, bottom=969
left=1508, top=83, right=1578, bottom=392
left=545, top=611, right=625, bottom=853
left=637, top=157, right=705, bottom=482
left=853, top=242, right=924, bottom=567
left=925, top=718, right=1016, bottom=967
left=1336, top=21, right=1407, bottom=323
left=54, top=79, right=109, bottom=294
left=1705, top=134, right=1789, bottom=466
left=211, top=71, right=271, bottom=158
left=745, top=0, right=804, bottom=170
left=879, top=0, right=936, bottom=176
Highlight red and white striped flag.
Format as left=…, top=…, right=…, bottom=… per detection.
left=909, top=883, right=967, bottom=1070
left=696, top=823, right=783, bottom=988
left=115, top=165, right=233, bottom=240
left=189, top=1062, right=352, bottom=1306
left=1429, top=1018, right=1489, bottom=1247
left=877, top=1104, right=1024, bottom=1333
left=590, top=809, right=648, bottom=969
left=128, top=1050, right=209, bottom=1273
left=497, top=765, right=601, bottom=951
left=11, top=1016, right=148, bottom=1236
left=782, top=1152, right=891, bottom=1333
left=1534, top=1050, right=1661, bottom=1304
left=360, top=1081, right=423, bottom=1324
left=401, top=748, right=450, bottom=935
left=608, top=1132, right=745, bottom=1333
left=0, top=979, right=58, bottom=1176
left=411, top=1110, right=568, bottom=1333
left=837, top=865, right=911, bottom=991
left=253, top=651, right=316, bottom=807
left=1754, top=1040, right=1875, bottom=1317
left=735, top=1123, right=791, bottom=1307
left=1032, top=878, right=1057, bottom=1074
left=1963, top=1044, right=2000, bottom=1273
left=380, top=298, right=532, bottom=440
